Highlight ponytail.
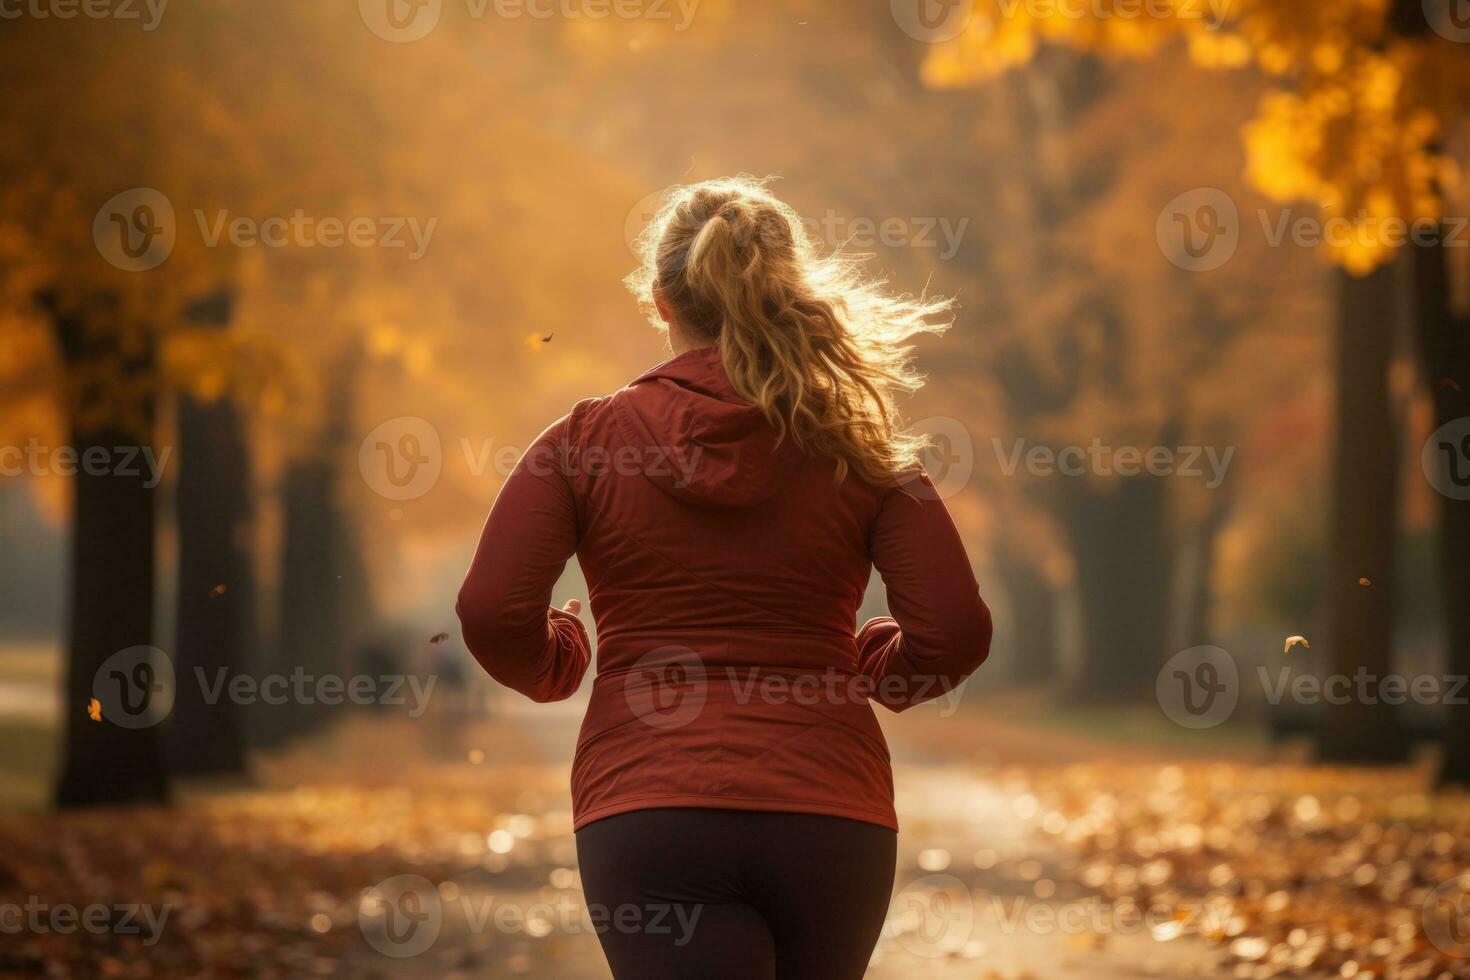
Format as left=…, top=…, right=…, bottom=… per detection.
left=625, top=176, right=953, bottom=486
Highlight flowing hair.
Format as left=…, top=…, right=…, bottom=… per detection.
left=625, top=176, right=954, bottom=487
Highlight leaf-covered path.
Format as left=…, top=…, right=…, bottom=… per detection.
left=4, top=702, right=1468, bottom=978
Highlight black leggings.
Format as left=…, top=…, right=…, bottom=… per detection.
left=575, top=808, right=897, bottom=979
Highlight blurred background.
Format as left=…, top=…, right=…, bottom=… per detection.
left=2, top=0, right=1470, bottom=976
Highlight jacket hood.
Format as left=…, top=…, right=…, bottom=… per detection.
left=612, top=346, right=802, bottom=508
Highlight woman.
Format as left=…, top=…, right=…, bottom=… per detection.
left=457, top=177, right=991, bottom=979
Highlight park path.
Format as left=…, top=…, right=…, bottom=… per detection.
left=329, top=696, right=1236, bottom=979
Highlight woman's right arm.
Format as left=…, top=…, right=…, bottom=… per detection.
left=456, top=418, right=590, bottom=703
left=857, top=473, right=992, bottom=712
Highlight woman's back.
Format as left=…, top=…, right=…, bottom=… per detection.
left=458, top=344, right=990, bottom=831
left=456, top=175, right=991, bottom=979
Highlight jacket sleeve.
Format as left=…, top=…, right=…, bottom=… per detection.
left=456, top=419, right=590, bottom=703
left=857, top=472, right=992, bottom=712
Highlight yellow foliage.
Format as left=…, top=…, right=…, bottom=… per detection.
left=920, top=0, right=1470, bottom=276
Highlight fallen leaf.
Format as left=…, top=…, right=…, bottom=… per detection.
left=87, top=698, right=101, bottom=722
left=1284, top=635, right=1310, bottom=654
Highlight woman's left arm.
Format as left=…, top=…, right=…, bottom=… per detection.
left=456, top=419, right=590, bottom=702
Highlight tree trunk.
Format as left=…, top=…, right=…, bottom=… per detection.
left=256, top=458, right=343, bottom=742
left=996, top=540, right=1059, bottom=685
left=166, top=289, right=255, bottom=776
left=1408, top=236, right=1470, bottom=786
left=259, top=348, right=367, bottom=743
left=1319, top=262, right=1411, bottom=763
left=1179, top=490, right=1232, bottom=648
left=49, top=304, right=170, bottom=807
left=1063, top=474, right=1173, bottom=700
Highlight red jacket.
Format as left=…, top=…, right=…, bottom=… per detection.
left=457, top=346, right=991, bottom=831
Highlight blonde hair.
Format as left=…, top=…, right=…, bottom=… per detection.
left=625, top=176, right=954, bottom=486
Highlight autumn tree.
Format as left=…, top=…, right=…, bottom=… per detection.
left=920, top=0, right=1470, bottom=771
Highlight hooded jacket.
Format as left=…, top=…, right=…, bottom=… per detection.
left=457, top=346, right=992, bottom=831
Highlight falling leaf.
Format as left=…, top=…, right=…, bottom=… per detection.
left=541, top=332, right=554, bottom=343
left=1439, top=377, right=1462, bottom=393
left=1284, top=635, right=1310, bottom=654
left=429, top=632, right=449, bottom=645
left=1358, top=577, right=1372, bottom=586
left=87, top=698, right=101, bottom=722
left=209, top=583, right=228, bottom=598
